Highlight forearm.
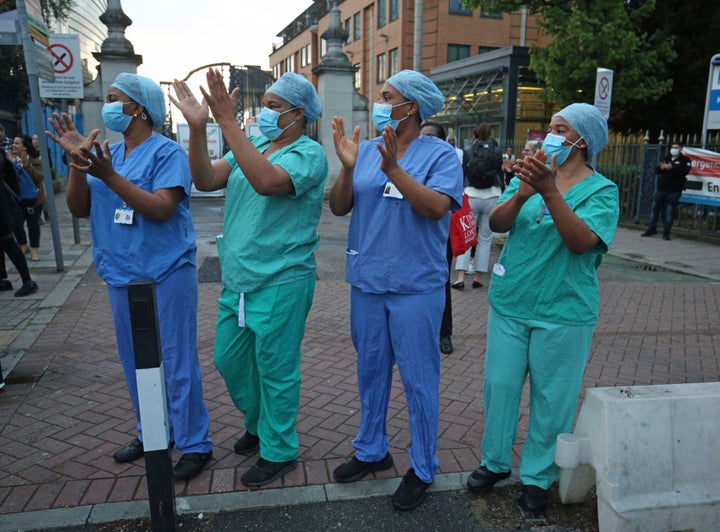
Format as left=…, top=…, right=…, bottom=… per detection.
left=489, top=192, right=526, bottom=232
left=385, top=166, right=450, bottom=220
left=219, top=118, right=291, bottom=196
left=65, top=167, right=91, bottom=218
left=101, top=172, right=178, bottom=222
left=543, top=192, right=599, bottom=254
left=187, top=126, right=218, bottom=191
left=329, top=166, right=354, bottom=215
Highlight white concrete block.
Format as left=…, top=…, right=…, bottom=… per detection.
left=555, top=382, right=720, bottom=531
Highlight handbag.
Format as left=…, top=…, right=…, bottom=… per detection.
left=449, top=194, right=478, bottom=257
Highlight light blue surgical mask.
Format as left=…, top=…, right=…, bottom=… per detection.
left=372, top=101, right=412, bottom=132
left=258, top=106, right=298, bottom=140
left=101, top=101, right=134, bottom=133
left=541, top=133, right=584, bottom=166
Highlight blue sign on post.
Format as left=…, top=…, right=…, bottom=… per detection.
left=702, top=54, right=720, bottom=145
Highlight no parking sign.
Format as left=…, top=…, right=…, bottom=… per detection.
left=39, top=33, right=84, bottom=99
left=593, top=68, right=613, bottom=120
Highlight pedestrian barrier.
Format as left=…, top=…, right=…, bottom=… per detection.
left=554, top=383, right=720, bottom=532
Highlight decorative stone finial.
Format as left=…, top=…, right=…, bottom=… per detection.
left=318, top=1, right=353, bottom=69
left=99, top=0, right=135, bottom=55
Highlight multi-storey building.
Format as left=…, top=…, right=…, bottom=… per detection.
left=270, top=0, right=553, bottom=147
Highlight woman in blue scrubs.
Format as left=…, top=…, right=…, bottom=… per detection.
left=47, top=73, right=213, bottom=481
left=465, top=103, right=619, bottom=517
left=330, top=70, right=463, bottom=511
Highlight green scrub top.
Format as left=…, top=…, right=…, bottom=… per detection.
left=218, top=135, right=328, bottom=293
left=488, top=173, right=619, bottom=326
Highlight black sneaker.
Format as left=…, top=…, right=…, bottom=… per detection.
left=333, top=452, right=394, bottom=483
left=113, top=438, right=144, bottom=463
left=466, top=465, right=511, bottom=493
left=517, top=484, right=549, bottom=518
left=14, top=280, right=38, bottom=297
left=173, top=451, right=213, bottom=480
left=640, top=230, right=656, bottom=237
left=440, top=336, right=454, bottom=354
left=0, top=279, right=12, bottom=291
left=234, top=431, right=260, bottom=455
left=392, top=468, right=432, bottom=511
left=241, top=458, right=297, bottom=487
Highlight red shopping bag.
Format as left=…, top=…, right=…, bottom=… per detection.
left=449, top=194, right=478, bottom=257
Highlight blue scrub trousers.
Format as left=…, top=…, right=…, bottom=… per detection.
left=350, top=286, right=444, bottom=484
left=108, top=263, right=212, bottom=454
left=481, top=305, right=594, bottom=489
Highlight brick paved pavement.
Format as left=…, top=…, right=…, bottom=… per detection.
left=0, top=193, right=718, bottom=522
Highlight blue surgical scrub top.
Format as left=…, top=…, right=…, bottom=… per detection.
left=346, top=134, right=463, bottom=294
left=87, top=133, right=196, bottom=287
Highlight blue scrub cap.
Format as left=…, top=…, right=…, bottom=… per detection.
left=111, top=73, right=166, bottom=128
left=386, top=70, right=445, bottom=121
left=266, top=72, right=322, bottom=125
left=553, top=103, right=608, bottom=161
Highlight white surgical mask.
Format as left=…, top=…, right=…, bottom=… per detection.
left=670, top=148, right=680, bottom=157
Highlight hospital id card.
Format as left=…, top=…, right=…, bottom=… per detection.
left=383, top=181, right=404, bottom=199
left=114, top=207, right=134, bottom=225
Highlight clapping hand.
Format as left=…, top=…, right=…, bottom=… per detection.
left=169, top=79, right=209, bottom=129
left=46, top=112, right=99, bottom=170
left=199, top=68, right=239, bottom=125
left=332, top=116, right=360, bottom=170
left=377, top=125, right=399, bottom=175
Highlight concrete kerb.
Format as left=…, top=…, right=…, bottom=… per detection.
left=0, top=472, right=483, bottom=531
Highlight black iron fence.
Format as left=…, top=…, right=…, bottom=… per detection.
left=597, top=139, right=720, bottom=234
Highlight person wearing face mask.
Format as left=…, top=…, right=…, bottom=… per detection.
left=170, top=69, right=328, bottom=487
left=465, top=103, right=619, bottom=518
left=641, top=142, right=691, bottom=240
left=330, top=70, right=463, bottom=511
left=46, top=72, right=213, bottom=481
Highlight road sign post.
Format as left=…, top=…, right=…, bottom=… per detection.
left=593, top=67, right=614, bottom=121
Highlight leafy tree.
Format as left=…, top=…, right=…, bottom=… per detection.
left=0, top=0, right=75, bottom=117
left=461, top=1, right=676, bottom=134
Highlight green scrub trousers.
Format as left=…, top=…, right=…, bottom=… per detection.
left=214, top=275, right=315, bottom=462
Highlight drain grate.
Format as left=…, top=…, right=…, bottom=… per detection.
left=632, top=264, right=667, bottom=272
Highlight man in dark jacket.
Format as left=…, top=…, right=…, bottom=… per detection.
left=641, top=142, right=692, bottom=240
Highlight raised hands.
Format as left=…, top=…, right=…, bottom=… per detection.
left=200, top=68, right=239, bottom=125
left=169, top=79, right=209, bottom=129
left=332, top=116, right=359, bottom=170
left=45, top=112, right=99, bottom=169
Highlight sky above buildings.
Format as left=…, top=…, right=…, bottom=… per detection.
left=120, top=0, right=314, bottom=85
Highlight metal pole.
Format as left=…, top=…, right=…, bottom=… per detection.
left=16, top=0, right=64, bottom=271
left=128, top=280, right=176, bottom=532
left=413, top=0, right=423, bottom=71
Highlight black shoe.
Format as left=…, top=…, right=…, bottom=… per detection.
left=14, top=281, right=38, bottom=297
left=333, top=452, right=394, bottom=483
left=439, top=336, right=454, bottom=354
left=466, top=465, right=511, bottom=493
left=640, top=230, right=656, bottom=237
left=113, top=439, right=144, bottom=463
left=662, top=234, right=671, bottom=241
left=392, top=468, right=432, bottom=511
left=517, top=484, right=549, bottom=517
left=451, top=281, right=464, bottom=291
left=234, top=431, right=260, bottom=455
left=173, top=451, right=213, bottom=480
left=0, top=279, right=12, bottom=291
left=241, top=458, right=297, bottom=487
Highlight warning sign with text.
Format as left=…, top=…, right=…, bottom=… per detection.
left=39, top=33, right=84, bottom=99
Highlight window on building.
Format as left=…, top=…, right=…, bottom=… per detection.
left=306, top=43, right=312, bottom=65
left=345, top=18, right=351, bottom=43
left=376, top=52, right=386, bottom=83
left=388, top=47, right=399, bottom=77
left=353, top=12, right=361, bottom=41
left=478, top=46, right=498, bottom=55
left=301, top=46, right=307, bottom=67
left=480, top=9, right=502, bottom=19
left=447, top=44, right=470, bottom=63
left=449, top=0, right=472, bottom=15
left=377, top=0, right=387, bottom=28
left=390, top=0, right=399, bottom=21
left=354, top=64, right=362, bottom=90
